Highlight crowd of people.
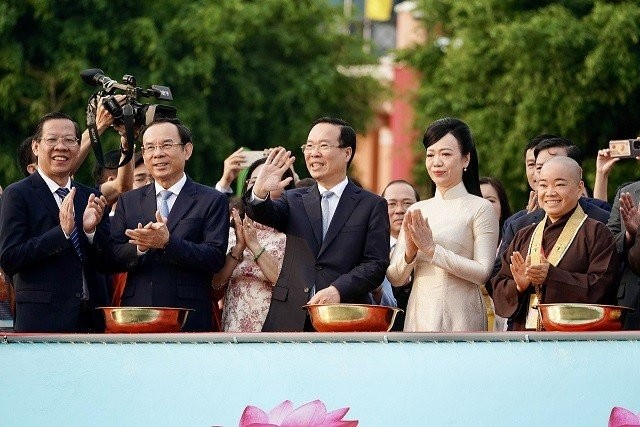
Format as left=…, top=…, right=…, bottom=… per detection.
left=0, top=105, right=639, bottom=334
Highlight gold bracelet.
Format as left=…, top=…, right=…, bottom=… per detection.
left=253, top=247, right=266, bottom=262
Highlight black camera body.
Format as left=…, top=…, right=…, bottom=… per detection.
left=81, top=69, right=177, bottom=128
left=102, top=95, right=177, bottom=128
left=609, top=139, right=640, bottom=159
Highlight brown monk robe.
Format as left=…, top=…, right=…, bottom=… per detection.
left=491, top=157, right=619, bottom=330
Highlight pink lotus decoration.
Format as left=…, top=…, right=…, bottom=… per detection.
left=610, top=407, right=640, bottom=427
left=239, top=399, right=358, bottom=426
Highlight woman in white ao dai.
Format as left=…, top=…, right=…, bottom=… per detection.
left=387, top=118, right=499, bottom=332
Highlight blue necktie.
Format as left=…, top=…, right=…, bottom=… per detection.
left=55, top=187, right=84, bottom=262
left=159, top=190, right=173, bottom=218
left=321, top=190, right=335, bottom=240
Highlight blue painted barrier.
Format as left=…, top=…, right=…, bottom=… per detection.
left=1, top=332, right=639, bottom=426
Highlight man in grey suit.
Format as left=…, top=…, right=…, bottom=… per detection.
left=245, top=117, right=390, bottom=331
left=609, top=182, right=640, bottom=329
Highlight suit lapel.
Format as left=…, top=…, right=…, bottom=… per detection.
left=167, top=178, right=197, bottom=232
left=31, top=173, right=60, bottom=220
left=141, top=184, right=159, bottom=224
left=302, top=184, right=323, bottom=246
left=318, top=182, right=361, bottom=257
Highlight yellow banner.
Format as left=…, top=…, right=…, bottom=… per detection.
left=365, top=0, right=393, bottom=22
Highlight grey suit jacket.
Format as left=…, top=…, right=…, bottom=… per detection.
left=608, top=181, right=640, bottom=329
left=244, top=181, right=390, bottom=332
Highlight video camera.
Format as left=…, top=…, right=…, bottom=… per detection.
left=80, top=68, right=177, bottom=168
left=80, top=68, right=176, bottom=128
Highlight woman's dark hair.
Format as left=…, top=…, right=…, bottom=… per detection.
left=243, top=157, right=295, bottom=194
left=479, top=176, right=512, bottom=240
left=422, top=117, right=481, bottom=197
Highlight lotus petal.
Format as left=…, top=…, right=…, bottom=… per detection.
left=239, top=406, right=269, bottom=426
left=609, top=407, right=640, bottom=427
left=268, top=400, right=294, bottom=424
left=281, top=399, right=327, bottom=426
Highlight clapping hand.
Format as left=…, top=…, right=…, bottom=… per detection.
left=230, top=208, right=247, bottom=253
left=510, top=251, right=531, bottom=292
left=620, top=192, right=640, bottom=237
left=526, top=190, right=538, bottom=213
left=82, top=193, right=108, bottom=233
left=403, top=210, right=435, bottom=261
left=242, top=216, right=261, bottom=254
left=125, top=210, right=170, bottom=251
left=526, top=253, right=550, bottom=286
left=252, top=147, right=295, bottom=199
left=59, top=187, right=76, bottom=236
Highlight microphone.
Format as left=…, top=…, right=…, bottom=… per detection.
left=80, top=68, right=117, bottom=90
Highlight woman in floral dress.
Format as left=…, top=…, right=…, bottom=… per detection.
left=212, top=158, right=294, bottom=332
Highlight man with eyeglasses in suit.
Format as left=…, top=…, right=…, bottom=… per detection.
left=244, top=117, right=390, bottom=331
left=107, top=118, right=228, bottom=332
left=0, top=112, right=110, bottom=332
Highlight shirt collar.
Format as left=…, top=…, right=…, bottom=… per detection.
left=317, top=177, right=349, bottom=198
left=38, top=170, right=71, bottom=194
left=155, top=173, right=187, bottom=196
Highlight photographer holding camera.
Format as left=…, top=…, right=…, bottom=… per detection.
left=70, top=94, right=138, bottom=206
left=77, top=69, right=176, bottom=206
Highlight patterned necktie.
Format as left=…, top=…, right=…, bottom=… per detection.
left=159, top=190, right=173, bottom=218
left=321, top=191, right=335, bottom=240
left=55, top=187, right=83, bottom=262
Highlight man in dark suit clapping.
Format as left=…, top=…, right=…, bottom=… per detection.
left=0, top=112, right=110, bottom=332
left=245, top=117, right=390, bottom=331
left=108, top=118, right=228, bottom=332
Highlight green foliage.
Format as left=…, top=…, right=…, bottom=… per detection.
left=401, top=0, right=640, bottom=208
left=0, top=0, right=380, bottom=187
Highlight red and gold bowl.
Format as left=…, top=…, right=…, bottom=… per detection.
left=97, top=307, right=193, bottom=333
left=304, top=303, right=402, bottom=332
left=536, top=303, right=631, bottom=332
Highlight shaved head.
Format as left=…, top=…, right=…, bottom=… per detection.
left=540, top=156, right=582, bottom=182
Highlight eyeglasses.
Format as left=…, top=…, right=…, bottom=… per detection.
left=40, top=136, right=79, bottom=147
left=142, top=141, right=184, bottom=154
left=300, top=143, right=342, bottom=153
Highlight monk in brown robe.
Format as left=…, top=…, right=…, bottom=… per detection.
left=491, top=157, right=619, bottom=330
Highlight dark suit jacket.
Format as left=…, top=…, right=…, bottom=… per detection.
left=0, top=172, right=110, bottom=332
left=244, top=181, right=390, bottom=332
left=608, top=181, right=640, bottom=329
left=490, top=197, right=611, bottom=286
left=108, top=177, right=228, bottom=332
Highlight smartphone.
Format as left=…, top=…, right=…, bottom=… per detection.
left=240, top=150, right=267, bottom=168
left=609, top=139, right=640, bottom=159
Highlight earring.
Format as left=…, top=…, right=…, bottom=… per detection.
left=463, top=167, right=467, bottom=172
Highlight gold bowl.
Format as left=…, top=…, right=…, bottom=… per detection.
left=536, top=303, right=631, bottom=332
left=304, top=303, right=402, bottom=332
left=97, top=307, right=193, bottom=333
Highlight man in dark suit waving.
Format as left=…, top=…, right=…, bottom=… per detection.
left=109, top=118, right=228, bottom=332
left=0, top=112, right=110, bottom=332
left=245, top=117, right=390, bottom=331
